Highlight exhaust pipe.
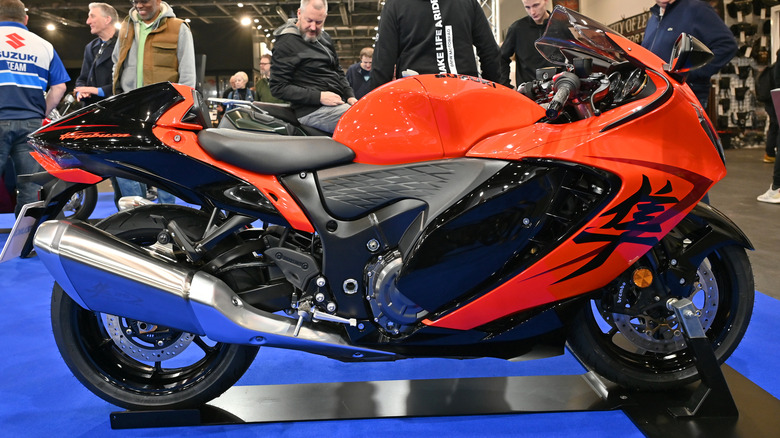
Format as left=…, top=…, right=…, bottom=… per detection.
left=34, top=220, right=393, bottom=360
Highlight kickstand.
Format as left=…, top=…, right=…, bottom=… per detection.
left=665, top=298, right=739, bottom=418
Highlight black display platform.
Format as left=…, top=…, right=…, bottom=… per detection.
left=110, top=364, right=780, bottom=437
left=111, top=298, right=780, bottom=436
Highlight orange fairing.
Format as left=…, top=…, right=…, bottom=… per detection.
left=154, top=84, right=315, bottom=233
left=468, top=70, right=725, bottom=184
left=427, top=74, right=726, bottom=331
left=425, top=158, right=710, bottom=331
left=334, top=75, right=545, bottom=164
left=31, top=151, right=103, bottom=184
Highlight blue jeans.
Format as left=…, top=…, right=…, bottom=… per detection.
left=0, top=119, right=44, bottom=216
left=114, top=177, right=175, bottom=206
left=298, top=104, right=351, bottom=133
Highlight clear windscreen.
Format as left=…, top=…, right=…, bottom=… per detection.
left=534, top=6, right=628, bottom=67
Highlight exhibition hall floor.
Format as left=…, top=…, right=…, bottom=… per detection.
left=1, top=147, right=778, bottom=437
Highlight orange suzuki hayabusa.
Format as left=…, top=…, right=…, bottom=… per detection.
left=5, top=7, right=753, bottom=411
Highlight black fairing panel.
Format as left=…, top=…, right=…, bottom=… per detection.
left=397, top=161, right=616, bottom=313
left=317, top=160, right=500, bottom=220
left=33, top=82, right=184, bottom=149
left=280, top=159, right=507, bottom=318
left=28, top=83, right=287, bottom=222
left=345, top=306, right=568, bottom=359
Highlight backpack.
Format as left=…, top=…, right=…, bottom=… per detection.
left=756, top=63, right=775, bottom=103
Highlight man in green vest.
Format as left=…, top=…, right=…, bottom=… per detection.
left=111, top=0, right=195, bottom=204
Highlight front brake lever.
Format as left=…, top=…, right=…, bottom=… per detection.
left=588, top=77, right=611, bottom=117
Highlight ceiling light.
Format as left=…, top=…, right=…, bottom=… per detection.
left=46, top=23, right=55, bottom=31
left=240, top=16, right=252, bottom=26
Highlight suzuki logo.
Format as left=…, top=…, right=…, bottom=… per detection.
left=6, top=33, right=25, bottom=49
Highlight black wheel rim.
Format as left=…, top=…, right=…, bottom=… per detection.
left=73, top=208, right=234, bottom=397
left=72, top=303, right=232, bottom=396
left=584, top=249, right=739, bottom=374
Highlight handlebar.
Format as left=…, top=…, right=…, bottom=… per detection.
left=545, top=72, right=581, bottom=120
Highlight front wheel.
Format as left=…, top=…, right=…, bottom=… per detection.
left=567, top=244, right=754, bottom=391
left=50, top=205, right=260, bottom=410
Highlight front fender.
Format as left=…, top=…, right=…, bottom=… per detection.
left=686, top=202, right=753, bottom=251
left=661, top=202, right=752, bottom=295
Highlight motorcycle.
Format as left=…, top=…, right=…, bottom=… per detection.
left=12, top=7, right=754, bottom=411
left=0, top=94, right=97, bottom=222
left=211, top=96, right=330, bottom=136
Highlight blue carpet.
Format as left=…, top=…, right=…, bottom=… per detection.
left=0, top=194, right=776, bottom=437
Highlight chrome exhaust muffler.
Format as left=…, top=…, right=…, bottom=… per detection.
left=34, top=220, right=392, bottom=360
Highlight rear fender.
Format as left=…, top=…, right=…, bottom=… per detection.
left=14, top=176, right=93, bottom=258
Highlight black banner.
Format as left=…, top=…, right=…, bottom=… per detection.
left=609, top=11, right=651, bottom=44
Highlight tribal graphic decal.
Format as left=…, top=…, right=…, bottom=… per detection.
left=564, top=175, right=680, bottom=281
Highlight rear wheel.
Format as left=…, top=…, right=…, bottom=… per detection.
left=50, top=205, right=259, bottom=410
left=567, top=244, right=754, bottom=391
left=59, top=185, right=98, bottom=221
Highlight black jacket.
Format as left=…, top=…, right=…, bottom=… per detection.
left=346, top=62, right=372, bottom=99
left=500, top=16, right=554, bottom=86
left=224, top=87, right=254, bottom=101
left=368, top=0, right=504, bottom=90
left=270, top=20, right=354, bottom=118
left=75, top=36, right=116, bottom=105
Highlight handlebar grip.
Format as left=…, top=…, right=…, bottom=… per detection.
left=519, top=81, right=538, bottom=99
left=545, top=73, right=581, bottom=120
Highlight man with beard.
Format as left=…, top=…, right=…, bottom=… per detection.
left=111, top=0, right=195, bottom=205
left=74, top=3, right=118, bottom=105
left=270, top=0, right=356, bottom=133
left=255, top=54, right=286, bottom=103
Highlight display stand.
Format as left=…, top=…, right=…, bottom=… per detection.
left=665, top=298, right=738, bottom=418
left=111, top=298, right=780, bottom=437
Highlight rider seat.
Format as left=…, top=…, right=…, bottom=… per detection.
left=198, top=128, right=355, bottom=175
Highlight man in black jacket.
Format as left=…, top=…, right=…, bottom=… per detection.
left=368, top=0, right=504, bottom=91
left=270, top=0, right=356, bottom=133
left=73, top=2, right=118, bottom=104
left=500, top=0, right=555, bottom=87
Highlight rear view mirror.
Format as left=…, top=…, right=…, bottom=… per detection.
left=664, top=33, right=714, bottom=75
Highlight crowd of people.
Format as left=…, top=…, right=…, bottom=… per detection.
left=3, top=0, right=775, bottom=211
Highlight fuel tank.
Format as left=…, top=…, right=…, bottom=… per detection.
left=334, top=75, right=546, bottom=165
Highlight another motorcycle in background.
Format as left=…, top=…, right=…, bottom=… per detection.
left=0, top=94, right=97, bottom=263
left=210, top=97, right=329, bottom=136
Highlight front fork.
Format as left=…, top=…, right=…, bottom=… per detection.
left=599, top=202, right=752, bottom=319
